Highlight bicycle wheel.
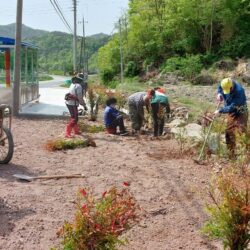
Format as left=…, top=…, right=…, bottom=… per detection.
left=0, top=126, right=14, bottom=164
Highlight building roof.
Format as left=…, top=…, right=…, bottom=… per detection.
left=0, top=36, right=38, bottom=50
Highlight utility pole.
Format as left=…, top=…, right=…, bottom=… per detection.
left=83, top=17, right=86, bottom=74
left=118, top=18, right=124, bottom=84
left=13, top=0, right=23, bottom=116
left=79, top=16, right=86, bottom=73
left=72, top=0, right=77, bottom=72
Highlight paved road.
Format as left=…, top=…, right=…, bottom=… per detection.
left=21, top=75, right=70, bottom=116
left=39, top=75, right=70, bottom=88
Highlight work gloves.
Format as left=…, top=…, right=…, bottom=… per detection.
left=216, top=94, right=223, bottom=103
left=213, top=109, right=220, bottom=117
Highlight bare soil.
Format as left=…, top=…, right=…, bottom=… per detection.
left=0, top=117, right=221, bottom=250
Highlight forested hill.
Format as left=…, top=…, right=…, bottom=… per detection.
left=0, top=23, right=49, bottom=39
left=98, top=0, right=250, bottom=83
left=0, top=24, right=110, bottom=74
left=28, top=31, right=110, bottom=74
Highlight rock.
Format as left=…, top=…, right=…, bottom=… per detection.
left=242, top=71, right=250, bottom=84
left=168, top=118, right=186, bottom=128
left=184, top=123, right=203, bottom=139
left=171, top=123, right=202, bottom=140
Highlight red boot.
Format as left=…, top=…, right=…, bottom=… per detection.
left=73, top=124, right=81, bottom=135
left=65, top=124, right=73, bottom=138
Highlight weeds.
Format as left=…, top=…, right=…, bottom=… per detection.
left=175, top=126, right=188, bottom=154
left=78, top=122, right=104, bottom=133
left=45, top=137, right=96, bottom=151
left=54, top=186, right=140, bottom=250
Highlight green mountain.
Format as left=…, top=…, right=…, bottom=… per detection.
left=0, top=23, right=49, bottom=39
left=0, top=24, right=109, bottom=74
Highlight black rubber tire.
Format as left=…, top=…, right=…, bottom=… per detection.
left=0, top=126, right=14, bottom=164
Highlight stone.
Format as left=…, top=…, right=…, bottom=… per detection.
left=171, top=123, right=202, bottom=140
left=168, top=118, right=186, bottom=128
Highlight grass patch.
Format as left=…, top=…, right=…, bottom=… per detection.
left=176, top=96, right=214, bottom=122
left=45, top=137, right=96, bottom=151
left=116, top=77, right=160, bottom=94
left=39, top=74, right=54, bottom=81
left=78, top=122, right=104, bottom=133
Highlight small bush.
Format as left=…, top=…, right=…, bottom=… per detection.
left=100, top=69, right=116, bottom=85
left=125, top=61, right=140, bottom=77
left=161, top=55, right=203, bottom=80
left=55, top=186, right=140, bottom=250
left=78, top=122, right=104, bottom=133
left=45, top=137, right=96, bottom=151
left=193, top=72, right=215, bottom=85
left=203, top=168, right=250, bottom=250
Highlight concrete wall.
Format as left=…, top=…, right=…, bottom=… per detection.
left=0, top=84, right=39, bottom=106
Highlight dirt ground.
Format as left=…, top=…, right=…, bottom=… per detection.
left=0, top=117, right=222, bottom=250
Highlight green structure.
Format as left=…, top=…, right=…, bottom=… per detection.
left=0, top=36, right=39, bottom=105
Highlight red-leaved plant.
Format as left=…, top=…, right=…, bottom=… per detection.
left=55, top=185, right=139, bottom=250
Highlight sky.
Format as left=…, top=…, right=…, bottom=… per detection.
left=0, top=0, right=129, bottom=36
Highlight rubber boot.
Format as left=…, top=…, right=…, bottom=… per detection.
left=73, top=124, right=81, bottom=135
left=65, top=124, right=73, bottom=138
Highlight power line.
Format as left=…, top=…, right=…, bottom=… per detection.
left=53, top=0, right=73, bottom=32
left=49, top=0, right=73, bottom=33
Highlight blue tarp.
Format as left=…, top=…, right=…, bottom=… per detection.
left=0, top=36, right=38, bottom=50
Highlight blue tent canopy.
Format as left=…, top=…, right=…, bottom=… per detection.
left=0, top=36, right=38, bottom=51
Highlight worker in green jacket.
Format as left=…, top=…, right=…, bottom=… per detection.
left=151, top=88, right=170, bottom=137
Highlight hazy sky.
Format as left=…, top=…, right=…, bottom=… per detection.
left=0, top=0, right=129, bottom=36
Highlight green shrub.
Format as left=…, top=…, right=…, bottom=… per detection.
left=100, top=69, right=116, bottom=85
left=161, top=55, right=202, bottom=80
left=125, top=61, right=140, bottom=77
left=219, top=34, right=250, bottom=58
left=55, top=186, right=139, bottom=250
left=203, top=169, right=250, bottom=250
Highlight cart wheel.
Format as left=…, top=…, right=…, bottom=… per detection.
left=0, top=126, right=14, bottom=164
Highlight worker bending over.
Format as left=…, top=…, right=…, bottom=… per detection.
left=128, top=91, right=152, bottom=134
left=151, top=88, right=170, bottom=137
left=215, top=78, right=248, bottom=159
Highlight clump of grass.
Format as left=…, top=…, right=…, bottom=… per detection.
left=45, top=137, right=96, bottom=151
left=78, top=122, right=104, bottom=133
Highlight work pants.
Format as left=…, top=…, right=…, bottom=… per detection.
left=151, top=103, right=166, bottom=137
left=128, top=103, right=144, bottom=131
left=225, top=112, right=248, bottom=159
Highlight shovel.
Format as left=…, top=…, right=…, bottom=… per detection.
left=194, top=102, right=221, bottom=165
left=13, top=173, right=85, bottom=182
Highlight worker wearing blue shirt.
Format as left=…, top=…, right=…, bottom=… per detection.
left=104, top=97, right=128, bottom=135
left=214, top=78, right=248, bottom=159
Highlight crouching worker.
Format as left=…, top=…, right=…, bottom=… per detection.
left=128, top=91, right=152, bottom=134
left=104, top=97, right=128, bottom=135
left=65, top=76, right=88, bottom=138
left=215, top=78, right=248, bottom=159
left=151, top=88, right=170, bottom=137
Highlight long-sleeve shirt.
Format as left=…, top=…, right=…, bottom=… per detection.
left=65, top=83, right=85, bottom=106
left=128, top=92, right=146, bottom=110
left=218, top=81, right=247, bottom=116
left=104, top=106, right=121, bottom=127
left=151, top=91, right=170, bottom=113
